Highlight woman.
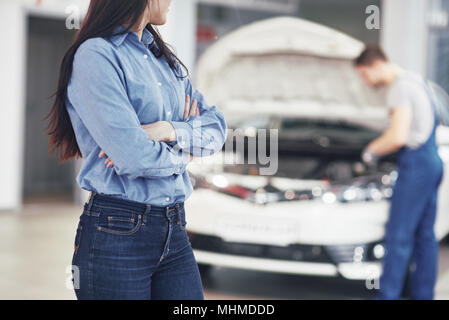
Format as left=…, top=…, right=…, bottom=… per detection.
left=46, top=0, right=227, bottom=300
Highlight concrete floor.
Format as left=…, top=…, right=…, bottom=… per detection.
left=1, top=196, right=449, bottom=300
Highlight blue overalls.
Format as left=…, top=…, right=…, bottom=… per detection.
left=378, top=82, right=444, bottom=299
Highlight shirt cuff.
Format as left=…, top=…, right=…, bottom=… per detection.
left=166, top=143, right=189, bottom=176
left=168, top=121, right=193, bottom=150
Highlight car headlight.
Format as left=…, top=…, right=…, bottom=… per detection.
left=210, top=175, right=229, bottom=188
left=320, top=184, right=393, bottom=204
left=192, top=172, right=395, bottom=205
left=322, top=191, right=337, bottom=204
left=373, top=244, right=385, bottom=259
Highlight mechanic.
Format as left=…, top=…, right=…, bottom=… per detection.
left=354, top=45, right=444, bottom=299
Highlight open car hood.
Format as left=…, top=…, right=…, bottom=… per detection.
left=195, top=17, right=389, bottom=128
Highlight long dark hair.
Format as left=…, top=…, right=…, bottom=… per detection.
left=46, top=0, right=188, bottom=162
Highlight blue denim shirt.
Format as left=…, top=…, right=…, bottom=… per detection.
left=66, top=26, right=227, bottom=205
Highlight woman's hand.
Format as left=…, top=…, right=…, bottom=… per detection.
left=140, top=95, right=199, bottom=142
left=99, top=150, right=115, bottom=168
left=99, top=95, right=199, bottom=168
left=183, top=95, right=198, bottom=164
left=141, top=121, right=177, bottom=143
left=184, top=94, right=199, bottom=119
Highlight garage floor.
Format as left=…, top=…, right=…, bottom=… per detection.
left=1, top=196, right=449, bottom=300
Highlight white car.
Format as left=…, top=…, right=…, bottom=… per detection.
left=185, top=17, right=449, bottom=280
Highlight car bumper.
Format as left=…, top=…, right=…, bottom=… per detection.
left=185, top=189, right=389, bottom=245
left=193, top=249, right=382, bottom=280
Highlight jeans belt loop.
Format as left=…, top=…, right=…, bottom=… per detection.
left=143, top=204, right=151, bottom=224
left=165, top=205, right=172, bottom=219
left=175, top=203, right=184, bottom=229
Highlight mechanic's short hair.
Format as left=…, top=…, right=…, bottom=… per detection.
left=354, top=44, right=388, bottom=66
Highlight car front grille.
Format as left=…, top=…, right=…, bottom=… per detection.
left=189, top=233, right=334, bottom=263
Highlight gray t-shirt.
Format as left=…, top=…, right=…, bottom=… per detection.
left=386, top=70, right=434, bottom=149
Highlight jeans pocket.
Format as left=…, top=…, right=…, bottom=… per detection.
left=97, top=207, right=143, bottom=236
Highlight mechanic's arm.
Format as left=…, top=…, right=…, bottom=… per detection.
left=365, top=106, right=412, bottom=156
left=68, top=45, right=188, bottom=179
left=168, top=76, right=228, bottom=157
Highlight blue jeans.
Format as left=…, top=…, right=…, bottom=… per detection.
left=377, top=114, right=443, bottom=300
left=71, top=192, right=204, bottom=300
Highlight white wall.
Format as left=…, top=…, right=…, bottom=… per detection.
left=160, top=0, right=198, bottom=76
left=0, top=0, right=89, bottom=211
left=0, top=1, right=27, bottom=211
left=381, top=0, right=429, bottom=76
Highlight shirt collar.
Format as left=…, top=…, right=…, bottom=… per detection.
left=109, top=25, right=155, bottom=48
left=141, top=27, right=155, bottom=47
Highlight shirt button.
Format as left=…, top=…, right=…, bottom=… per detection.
left=143, top=54, right=148, bottom=59
left=157, top=82, right=162, bottom=86
left=167, top=111, right=172, bottom=115
left=165, top=197, right=170, bottom=202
